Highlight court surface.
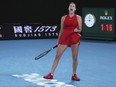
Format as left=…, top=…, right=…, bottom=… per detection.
left=0, top=39, right=116, bottom=87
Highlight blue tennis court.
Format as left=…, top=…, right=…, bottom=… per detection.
left=0, top=39, right=116, bottom=87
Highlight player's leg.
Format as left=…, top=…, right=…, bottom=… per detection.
left=50, top=44, right=67, bottom=74
left=43, top=44, right=67, bottom=79
left=71, top=42, right=80, bottom=81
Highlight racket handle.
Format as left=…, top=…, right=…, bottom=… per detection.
left=53, top=45, right=58, bottom=49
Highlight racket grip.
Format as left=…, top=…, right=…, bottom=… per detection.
left=53, top=45, right=58, bottom=49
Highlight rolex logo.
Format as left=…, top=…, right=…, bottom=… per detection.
left=100, top=9, right=113, bottom=20
left=104, top=10, right=108, bottom=16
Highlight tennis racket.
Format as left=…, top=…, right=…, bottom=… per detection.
left=35, top=45, right=58, bottom=60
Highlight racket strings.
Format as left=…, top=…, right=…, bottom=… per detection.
left=35, top=45, right=57, bottom=60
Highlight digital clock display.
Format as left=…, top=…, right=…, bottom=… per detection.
left=82, top=8, right=116, bottom=40
left=101, top=24, right=112, bottom=32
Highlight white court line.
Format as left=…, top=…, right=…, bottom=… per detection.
left=12, top=73, right=76, bottom=87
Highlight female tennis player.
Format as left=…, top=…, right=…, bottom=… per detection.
left=43, top=2, right=82, bottom=81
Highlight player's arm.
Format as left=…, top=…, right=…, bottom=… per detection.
left=57, top=15, right=65, bottom=44
left=74, top=15, right=82, bottom=33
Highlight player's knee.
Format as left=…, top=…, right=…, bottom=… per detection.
left=56, top=55, right=61, bottom=59
left=72, top=57, right=77, bottom=62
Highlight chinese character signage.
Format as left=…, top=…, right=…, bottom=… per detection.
left=0, top=23, right=59, bottom=40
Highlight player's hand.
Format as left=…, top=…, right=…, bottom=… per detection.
left=74, top=28, right=78, bottom=32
